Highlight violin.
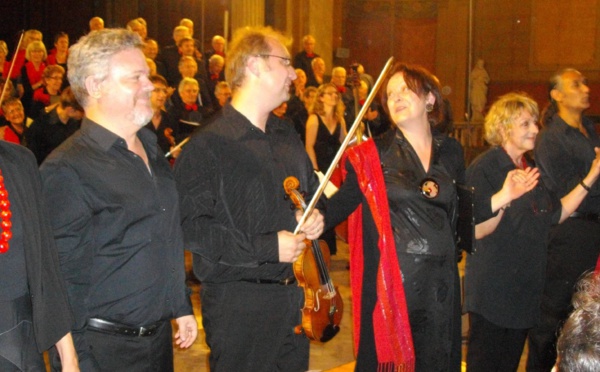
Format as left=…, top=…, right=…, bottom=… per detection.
left=283, top=176, right=343, bottom=342
left=164, top=127, right=176, bottom=147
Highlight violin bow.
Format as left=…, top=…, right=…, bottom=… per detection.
left=164, top=136, right=190, bottom=158
left=294, top=56, right=395, bottom=234
left=0, top=31, right=24, bottom=105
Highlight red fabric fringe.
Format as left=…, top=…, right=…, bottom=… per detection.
left=343, top=139, right=415, bottom=371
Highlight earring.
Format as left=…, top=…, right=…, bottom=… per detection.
left=425, top=103, right=434, bottom=112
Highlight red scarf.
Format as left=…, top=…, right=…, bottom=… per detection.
left=185, top=103, right=198, bottom=111
left=337, top=86, right=346, bottom=94
left=0, top=125, right=22, bottom=145
left=343, top=139, right=415, bottom=371
left=210, top=73, right=220, bottom=81
left=25, top=61, right=45, bottom=86
left=1, top=61, right=9, bottom=79
left=33, top=88, right=51, bottom=106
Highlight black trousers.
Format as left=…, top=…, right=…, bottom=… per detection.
left=526, top=218, right=600, bottom=372
left=51, top=320, right=174, bottom=372
left=201, top=281, right=309, bottom=372
left=466, top=312, right=528, bottom=372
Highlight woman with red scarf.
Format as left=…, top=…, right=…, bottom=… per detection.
left=19, top=41, right=47, bottom=117
left=1, top=98, right=32, bottom=145
left=30, top=65, right=65, bottom=119
left=46, top=32, right=69, bottom=90
left=325, top=63, right=465, bottom=371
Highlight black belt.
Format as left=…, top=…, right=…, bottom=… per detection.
left=569, top=212, right=600, bottom=222
left=240, top=277, right=296, bottom=285
left=87, top=318, right=160, bottom=337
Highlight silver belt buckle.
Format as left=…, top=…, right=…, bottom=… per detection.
left=138, top=326, right=147, bottom=337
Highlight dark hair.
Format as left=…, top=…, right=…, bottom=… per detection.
left=149, top=74, right=168, bottom=86
left=381, top=62, right=444, bottom=126
left=54, top=32, right=69, bottom=44
left=59, top=87, right=83, bottom=112
left=541, top=68, right=580, bottom=128
left=435, top=98, right=454, bottom=135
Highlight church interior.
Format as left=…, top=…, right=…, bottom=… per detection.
left=1, top=0, right=598, bottom=371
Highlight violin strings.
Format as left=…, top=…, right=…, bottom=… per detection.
left=296, top=189, right=336, bottom=294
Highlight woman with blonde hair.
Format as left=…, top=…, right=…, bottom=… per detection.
left=19, top=40, right=47, bottom=116
left=305, top=82, right=347, bottom=172
left=305, top=82, right=347, bottom=255
left=465, top=92, right=600, bottom=371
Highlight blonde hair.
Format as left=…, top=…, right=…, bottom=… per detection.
left=43, top=64, right=65, bottom=79
left=484, top=92, right=539, bottom=146
left=26, top=40, right=47, bottom=61
left=178, top=77, right=199, bottom=93
left=225, top=26, right=291, bottom=92
left=0, top=41, right=8, bottom=57
left=312, top=83, right=344, bottom=123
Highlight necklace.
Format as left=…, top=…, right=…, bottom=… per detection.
left=0, top=169, right=12, bottom=253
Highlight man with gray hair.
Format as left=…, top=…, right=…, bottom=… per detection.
left=174, top=26, right=325, bottom=371
left=41, top=29, right=197, bottom=371
left=293, top=35, right=319, bottom=85
left=554, top=271, right=600, bottom=372
left=157, top=25, right=192, bottom=86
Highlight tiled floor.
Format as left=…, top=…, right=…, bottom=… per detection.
left=173, top=241, right=530, bottom=371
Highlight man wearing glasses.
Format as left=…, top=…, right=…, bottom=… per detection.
left=174, top=27, right=325, bottom=371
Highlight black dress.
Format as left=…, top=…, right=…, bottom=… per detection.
left=313, top=115, right=341, bottom=172
left=326, top=128, right=464, bottom=371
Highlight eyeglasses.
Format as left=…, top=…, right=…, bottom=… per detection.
left=257, top=54, right=292, bottom=67
left=47, top=76, right=63, bottom=81
left=323, top=91, right=339, bottom=97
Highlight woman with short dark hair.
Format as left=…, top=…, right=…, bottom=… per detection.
left=326, top=62, right=465, bottom=371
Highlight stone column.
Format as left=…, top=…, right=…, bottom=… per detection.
left=307, top=0, right=333, bottom=73
left=230, top=0, right=265, bottom=31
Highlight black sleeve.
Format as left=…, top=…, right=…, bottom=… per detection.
left=324, top=160, right=363, bottom=230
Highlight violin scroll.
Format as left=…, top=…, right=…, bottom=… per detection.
left=283, top=176, right=305, bottom=211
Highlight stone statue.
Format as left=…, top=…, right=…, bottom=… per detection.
left=470, top=59, right=490, bottom=121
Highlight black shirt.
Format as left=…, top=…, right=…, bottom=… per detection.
left=464, top=147, right=561, bottom=328
left=174, top=104, right=322, bottom=283
left=324, top=129, right=465, bottom=371
left=535, top=114, right=600, bottom=213
left=40, top=119, right=192, bottom=332
left=293, top=51, right=319, bottom=86
left=144, top=110, right=178, bottom=155
left=26, top=106, right=81, bottom=165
